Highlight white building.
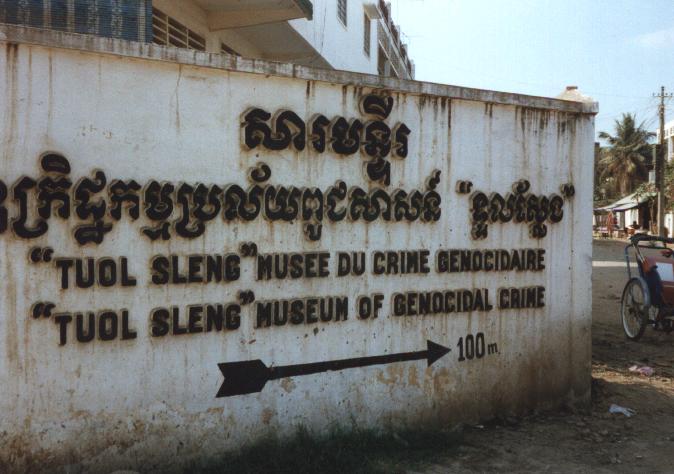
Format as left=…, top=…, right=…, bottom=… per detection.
left=0, top=0, right=414, bottom=79
left=657, top=119, right=674, bottom=236
left=656, top=118, right=674, bottom=162
left=151, top=0, right=414, bottom=79
left=0, top=0, right=415, bottom=80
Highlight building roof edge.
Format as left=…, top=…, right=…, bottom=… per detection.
left=0, top=24, right=599, bottom=115
left=294, top=0, right=313, bottom=20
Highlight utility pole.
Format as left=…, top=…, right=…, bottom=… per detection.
left=654, top=86, right=673, bottom=236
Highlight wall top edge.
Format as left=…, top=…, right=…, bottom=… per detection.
left=0, top=24, right=599, bottom=115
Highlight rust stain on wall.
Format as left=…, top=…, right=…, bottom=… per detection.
left=376, top=365, right=404, bottom=386
left=280, top=377, right=296, bottom=393
left=261, top=408, right=274, bottom=425
left=407, top=365, right=420, bottom=388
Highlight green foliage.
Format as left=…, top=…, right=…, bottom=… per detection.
left=634, top=156, right=674, bottom=212
left=633, top=181, right=655, bottom=199
left=597, top=113, right=655, bottom=197
left=665, top=160, right=674, bottom=210
left=196, top=425, right=462, bottom=474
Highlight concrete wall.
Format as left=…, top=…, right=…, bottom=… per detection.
left=0, top=25, right=595, bottom=473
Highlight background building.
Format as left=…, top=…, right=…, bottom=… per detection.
left=0, top=0, right=153, bottom=42
left=0, top=0, right=414, bottom=79
left=656, top=119, right=674, bottom=162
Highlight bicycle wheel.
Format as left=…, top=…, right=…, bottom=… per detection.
left=620, top=277, right=650, bottom=341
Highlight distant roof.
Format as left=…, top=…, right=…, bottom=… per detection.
left=595, top=192, right=655, bottom=212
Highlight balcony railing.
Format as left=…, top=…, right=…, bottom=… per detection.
left=376, top=0, right=412, bottom=78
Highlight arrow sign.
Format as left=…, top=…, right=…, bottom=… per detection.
left=216, top=340, right=451, bottom=397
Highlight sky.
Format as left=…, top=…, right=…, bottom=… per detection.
left=387, top=0, right=674, bottom=140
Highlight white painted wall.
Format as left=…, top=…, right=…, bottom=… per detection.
left=662, top=119, right=674, bottom=162
left=625, top=208, right=638, bottom=229
left=289, top=0, right=378, bottom=74
left=655, top=119, right=674, bottom=162
left=0, top=28, right=595, bottom=473
left=666, top=212, right=674, bottom=237
left=152, top=0, right=403, bottom=76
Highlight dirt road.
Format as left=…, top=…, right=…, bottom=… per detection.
left=416, top=240, right=674, bottom=473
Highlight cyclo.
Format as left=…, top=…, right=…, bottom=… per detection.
left=621, top=234, right=674, bottom=340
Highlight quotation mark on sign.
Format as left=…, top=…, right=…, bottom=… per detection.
left=239, top=242, right=258, bottom=257
left=529, top=223, right=548, bottom=239
left=29, top=247, right=54, bottom=263
left=560, top=183, right=575, bottom=198
left=238, top=290, right=256, bottom=305
left=455, top=180, right=473, bottom=194
left=426, top=170, right=441, bottom=190
left=31, top=302, right=55, bottom=319
left=303, top=223, right=322, bottom=242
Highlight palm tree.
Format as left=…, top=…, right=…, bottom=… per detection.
left=598, top=113, right=655, bottom=196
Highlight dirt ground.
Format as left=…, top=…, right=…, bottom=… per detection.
left=415, top=239, right=674, bottom=473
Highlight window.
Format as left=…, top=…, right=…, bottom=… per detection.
left=152, top=8, right=205, bottom=51
left=363, top=13, right=371, bottom=56
left=338, top=0, right=347, bottom=26
left=377, top=46, right=387, bottom=75
left=221, top=42, right=240, bottom=56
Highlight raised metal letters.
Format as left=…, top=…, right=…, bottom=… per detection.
left=458, top=179, right=573, bottom=239
left=1, top=156, right=442, bottom=245
left=241, top=93, right=411, bottom=185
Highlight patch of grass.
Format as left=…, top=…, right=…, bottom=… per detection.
left=198, top=425, right=463, bottom=474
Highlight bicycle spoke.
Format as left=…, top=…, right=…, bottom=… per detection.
left=630, top=285, right=643, bottom=303
left=622, top=279, right=650, bottom=339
